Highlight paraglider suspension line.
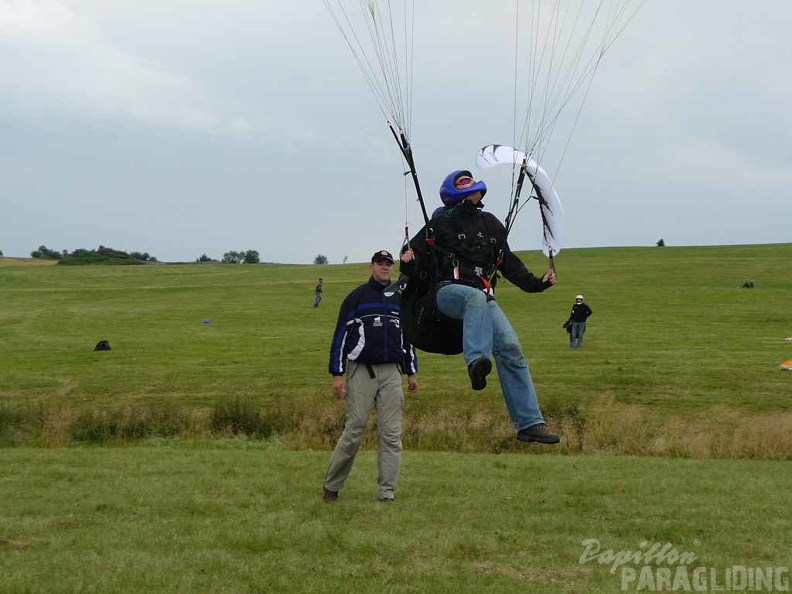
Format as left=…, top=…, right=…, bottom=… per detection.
left=389, top=124, right=429, bottom=226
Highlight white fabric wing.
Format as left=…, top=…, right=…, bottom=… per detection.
left=475, top=144, right=527, bottom=169
left=475, top=144, right=564, bottom=257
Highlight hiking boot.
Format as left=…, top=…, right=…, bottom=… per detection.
left=517, top=423, right=560, bottom=445
left=378, top=492, right=395, bottom=503
left=322, top=488, right=339, bottom=503
left=467, top=357, right=492, bottom=391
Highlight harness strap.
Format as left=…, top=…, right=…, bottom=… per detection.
left=478, top=274, right=494, bottom=297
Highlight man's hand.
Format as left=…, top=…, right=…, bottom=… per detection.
left=543, top=270, right=557, bottom=285
left=401, top=249, right=415, bottom=263
left=407, top=375, right=418, bottom=393
left=331, top=375, right=345, bottom=399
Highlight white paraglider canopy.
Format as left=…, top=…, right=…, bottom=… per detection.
left=476, top=144, right=564, bottom=258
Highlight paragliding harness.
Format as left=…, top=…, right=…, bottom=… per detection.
left=400, top=213, right=504, bottom=356
left=386, top=127, right=504, bottom=356
left=400, top=232, right=463, bottom=356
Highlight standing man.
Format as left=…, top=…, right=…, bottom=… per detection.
left=313, top=278, right=324, bottom=308
left=568, top=294, right=593, bottom=348
left=323, top=250, right=418, bottom=503
left=400, top=169, right=559, bottom=445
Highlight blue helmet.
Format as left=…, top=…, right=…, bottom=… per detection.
left=439, top=169, right=487, bottom=207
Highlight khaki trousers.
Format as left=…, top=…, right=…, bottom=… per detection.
left=324, top=362, right=404, bottom=499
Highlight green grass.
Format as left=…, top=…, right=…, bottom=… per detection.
left=1, top=245, right=791, bottom=455
left=1, top=248, right=790, bottom=592
left=0, top=443, right=790, bottom=594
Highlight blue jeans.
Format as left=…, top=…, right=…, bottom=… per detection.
left=570, top=321, right=587, bottom=347
left=436, top=283, right=545, bottom=431
left=314, top=292, right=322, bottom=307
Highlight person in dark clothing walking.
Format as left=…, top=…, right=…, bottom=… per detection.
left=313, top=278, right=324, bottom=307
left=323, top=250, right=418, bottom=503
left=568, top=294, right=593, bottom=348
left=400, top=169, right=559, bottom=445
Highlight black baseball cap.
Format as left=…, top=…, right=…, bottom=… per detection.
left=371, top=250, right=394, bottom=264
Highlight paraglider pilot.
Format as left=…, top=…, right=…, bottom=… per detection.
left=567, top=294, right=593, bottom=348
left=400, top=170, right=559, bottom=444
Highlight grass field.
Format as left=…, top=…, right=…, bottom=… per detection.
left=1, top=245, right=790, bottom=455
left=1, top=246, right=790, bottom=592
left=1, top=443, right=790, bottom=593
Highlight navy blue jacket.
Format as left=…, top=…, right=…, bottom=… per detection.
left=328, top=276, right=419, bottom=376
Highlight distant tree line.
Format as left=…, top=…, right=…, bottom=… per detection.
left=19, top=245, right=270, bottom=265
left=220, top=250, right=260, bottom=264
left=30, top=245, right=158, bottom=265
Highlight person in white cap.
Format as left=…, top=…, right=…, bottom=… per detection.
left=568, top=294, right=593, bottom=348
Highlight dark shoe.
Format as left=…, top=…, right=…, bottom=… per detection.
left=467, top=357, right=492, bottom=391
left=322, top=488, right=338, bottom=503
left=517, top=423, right=560, bottom=445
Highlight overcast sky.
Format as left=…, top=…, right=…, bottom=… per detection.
left=2, top=1, right=790, bottom=264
